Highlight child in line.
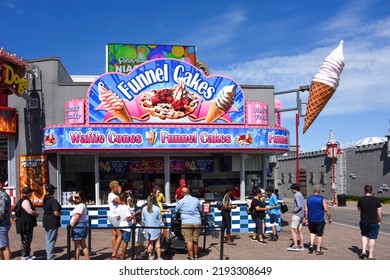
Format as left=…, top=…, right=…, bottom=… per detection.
left=134, top=215, right=146, bottom=259
left=117, top=193, right=135, bottom=260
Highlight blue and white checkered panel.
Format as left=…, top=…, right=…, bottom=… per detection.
left=60, top=203, right=282, bottom=233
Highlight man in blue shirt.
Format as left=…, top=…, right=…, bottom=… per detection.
left=266, top=187, right=279, bottom=241
left=304, top=185, right=332, bottom=255
left=174, top=187, right=202, bottom=260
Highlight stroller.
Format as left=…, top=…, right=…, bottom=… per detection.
left=166, top=212, right=187, bottom=252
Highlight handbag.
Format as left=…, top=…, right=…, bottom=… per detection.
left=281, top=203, right=289, bottom=213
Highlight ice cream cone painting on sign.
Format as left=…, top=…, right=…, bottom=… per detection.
left=205, top=85, right=236, bottom=123
left=98, top=82, right=132, bottom=123
left=146, top=130, right=157, bottom=145
left=303, top=40, right=345, bottom=133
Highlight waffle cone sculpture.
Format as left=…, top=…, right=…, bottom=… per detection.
left=303, top=41, right=345, bottom=133
left=303, top=82, right=335, bottom=133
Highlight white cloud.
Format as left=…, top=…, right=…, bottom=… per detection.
left=211, top=14, right=390, bottom=119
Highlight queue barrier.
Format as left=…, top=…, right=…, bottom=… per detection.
left=66, top=215, right=226, bottom=260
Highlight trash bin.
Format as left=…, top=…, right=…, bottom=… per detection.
left=337, top=194, right=347, bottom=207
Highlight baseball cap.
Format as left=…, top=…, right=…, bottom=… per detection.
left=179, top=179, right=186, bottom=186
left=46, top=184, right=57, bottom=192
left=22, top=187, right=33, bottom=194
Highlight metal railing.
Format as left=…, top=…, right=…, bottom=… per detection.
left=66, top=214, right=226, bottom=260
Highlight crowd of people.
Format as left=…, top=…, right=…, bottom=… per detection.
left=0, top=178, right=384, bottom=260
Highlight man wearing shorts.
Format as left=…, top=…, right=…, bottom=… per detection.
left=0, top=178, right=11, bottom=260
left=357, top=184, right=382, bottom=260
left=304, top=185, right=332, bottom=255
left=174, top=187, right=202, bottom=260
left=288, top=184, right=305, bottom=251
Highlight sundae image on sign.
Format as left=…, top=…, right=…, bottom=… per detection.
left=88, top=59, right=244, bottom=124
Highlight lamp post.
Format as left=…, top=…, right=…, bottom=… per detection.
left=274, top=85, right=310, bottom=185
left=324, top=130, right=342, bottom=205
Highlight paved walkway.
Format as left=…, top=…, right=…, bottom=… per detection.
left=6, top=200, right=390, bottom=260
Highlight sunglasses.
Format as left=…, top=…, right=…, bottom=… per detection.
left=74, top=196, right=81, bottom=200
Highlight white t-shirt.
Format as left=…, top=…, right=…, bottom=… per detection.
left=70, top=203, right=87, bottom=224
left=108, top=192, right=119, bottom=217
left=135, top=224, right=146, bottom=243
left=117, top=204, right=133, bottom=232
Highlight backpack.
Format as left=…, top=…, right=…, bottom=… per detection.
left=13, top=199, right=24, bottom=218
left=216, top=200, right=224, bottom=211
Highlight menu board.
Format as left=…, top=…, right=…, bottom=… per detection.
left=99, top=158, right=213, bottom=174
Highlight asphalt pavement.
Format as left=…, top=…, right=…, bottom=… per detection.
left=6, top=199, right=390, bottom=260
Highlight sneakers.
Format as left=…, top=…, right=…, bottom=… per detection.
left=268, top=237, right=277, bottom=241
left=258, top=240, right=267, bottom=245
left=148, top=256, right=155, bottom=260
left=21, top=255, right=36, bottom=260
left=186, top=256, right=194, bottom=260
left=298, top=245, right=305, bottom=251
left=156, top=257, right=164, bottom=260
left=250, top=237, right=258, bottom=242
left=135, top=254, right=144, bottom=260
left=287, top=245, right=300, bottom=251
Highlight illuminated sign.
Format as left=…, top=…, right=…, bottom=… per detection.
left=0, top=106, right=17, bottom=135
left=43, top=126, right=289, bottom=151
left=88, top=59, right=245, bottom=124
left=106, top=44, right=196, bottom=74
left=65, top=99, right=85, bottom=124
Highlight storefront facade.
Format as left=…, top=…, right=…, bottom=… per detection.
left=6, top=52, right=289, bottom=232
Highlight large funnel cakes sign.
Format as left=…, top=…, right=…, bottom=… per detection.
left=88, top=59, right=244, bottom=124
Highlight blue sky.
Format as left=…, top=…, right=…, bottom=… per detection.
left=2, top=0, right=390, bottom=152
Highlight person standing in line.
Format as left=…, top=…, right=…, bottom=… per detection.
left=221, top=187, right=237, bottom=245
left=249, top=189, right=268, bottom=244
left=174, top=187, right=202, bottom=260
left=304, top=185, right=332, bottom=255
left=0, top=178, right=11, bottom=260
left=142, top=195, right=163, bottom=260
left=68, top=191, right=90, bottom=260
left=117, top=192, right=135, bottom=260
left=153, top=186, right=170, bottom=240
left=274, top=189, right=282, bottom=200
left=15, top=187, right=39, bottom=260
left=287, top=184, right=305, bottom=251
left=42, top=184, right=62, bottom=260
left=230, top=184, right=240, bottom=200
left=107, top=180, right=122, bottom=260
left=174, top=179, right=186, bottom=201
left=357, top=184, right=382, bottom=260
left=266, top=187, right=279, bottom=241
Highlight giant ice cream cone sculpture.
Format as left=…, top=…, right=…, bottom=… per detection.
left=205, top=85, right=236, bottom=123
left=303, top=40, right=345, bottom=133
left=98, top=82, right=132, bottom=122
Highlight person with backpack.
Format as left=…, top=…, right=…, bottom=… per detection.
left=43, top=184, right=62, bottom=260
left=15, top=187, right=40, bottom=260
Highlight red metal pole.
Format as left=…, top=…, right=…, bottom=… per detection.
left=296, top=113, right=300, bottom=184
left=332, top=144, right=337, bottom=205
